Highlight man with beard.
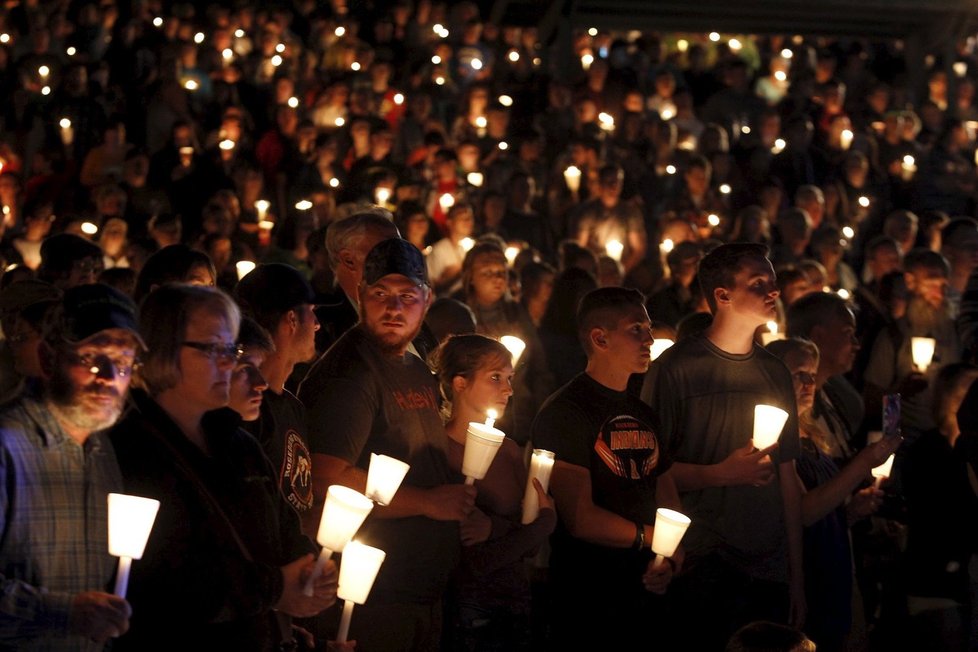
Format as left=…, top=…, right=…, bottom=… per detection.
left=234, top=264, right=321, bottom=536
left=0, top=283, right=142, bottom=649
left=298, top=238, right=475, bottom=650
left=864, top=248, right=961, bottom=442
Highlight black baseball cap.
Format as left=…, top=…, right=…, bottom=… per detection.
left=363, top=238, right=428, bottom=287
left=235, top=263, right=316, bottom=315
left=61, top=283, right=143, bottom=346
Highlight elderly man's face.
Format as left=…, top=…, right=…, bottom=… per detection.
left=48, top=330, right=138, bottom=433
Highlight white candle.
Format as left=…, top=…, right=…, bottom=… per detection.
left=304, top=485, right=374, bottom=595
left=108, top=493, right=161, bottom=597
left=255, top=199, right=270, bottom=222
left=459, top=237, right=475, bottom=253
left=911, top=337, right=936, bottom=372
left=752, top=404, right=789, bottom=450
left=760, top=321, right=784, bottom=346
left=504, top=246, right=520, bottom=265
left=335, top=541, right=387, bottom=643
left=840, top=129, right=853, bottom=150
left=605, top=239, right=624, bottom=262
left=467, top=172, right=484, bottom=187
left=59, top=118, right=73, bottom=146
left=500, top=335, right=526, bottom=366
left=872, top=453, right=895, bottom=489
left=462, top=422, right=506, bottom=485
left=651, top=507, right=692, bottom=569
left=439, top=193, right=455, bottom=212
left=522, top=449, right=555, bottom=524
left=901, top=155, right=916, bottom=181
left=650, top=339, right=674, bottom=361
left=563, top=166, right=582, bottom=194
left=235, top=260, right=256, bottom=280
left=375, top=187, right=391, bottom=206
left=365, top=453, right=410, bottom=506
left=659, top=238, right=674, bottom=254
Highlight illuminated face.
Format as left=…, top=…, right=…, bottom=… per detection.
left=173, top=309, right=238, bottom=411
left=785, top=350, right=817, bottom=415
left=469, top=255, right=508, bottom=306
left=725, top=256, right=779, bottom=325
left=455, top=357, right=514, bottom=419
left=227, top=347, right=268, bottom=421
left=48, top=330, right=137, bottom=433
left=360, top=275, right=429, bottom=355
left=603, top=305, right=655, bottom=375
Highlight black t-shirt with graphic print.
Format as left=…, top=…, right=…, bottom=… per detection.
left=243, top=389, right=314, bottom=515
left=531, top=373, right=672, bottom=595
left=298, top=325, right=460, bottom=605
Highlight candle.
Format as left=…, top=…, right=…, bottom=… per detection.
left=707, top=214, right=721, bottom=227
left=752, top=404, right=789, bottom=450
left=605, top=239, right=624, bottom=262
left=522, top=449, right=556, bottom=524
left=459, top=237, right=475, bottom=253
left=901, top=155, right=916, bottom=181
left=650, top=339, right=674, bottom=361
left=179, top=146, right=193, bottom=167
left=872, top=453, right=895, bottom=489
left=295, top=199, right=313, bottom=211
left=335, top=541, right=387, bottom=643
left=375, top=187, right=391, bottom=206
left=462, top=422, right=506, bottom=485
left=439, top=193, right=455, bottom=212
left=504, top=246, right=520, bottom=265
left=57, top=118, right=74, bottom=147
left=650, top=507, right=692, bottom=569
left=235, top=260, right=256, bottom=280
left=659, top=238, right=674, bottom=254
left=255, top=199, right=270, bottom=222
left=771, top=138, right=786, bottom=154
left=581, top=53, right=594, bottom=70
left=760, top=321, right=784, bottom=346
left=81, top=222, right=99, bottom=236
left=500, top=335, right=526, bottom=366
left=598, top=113, right=615, bottom=132
left=485, top=409, right=498, bottom=428
left=475, top=116, right=487, bottom=137
left=911, top=336, right=936, bottom=372
left=563, top=166, right=582, bottom=194
left=303, top=485, right=374, bottom=595
left=467, top=172, right=484, bottom=187
left=365, top=453, right=410, bottom=506
left=108, top=493, right=161, bottom=597
left=840, top=129, right=853, bottom=150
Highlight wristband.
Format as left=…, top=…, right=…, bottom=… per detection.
left=633, top=522, right=646, bottom=549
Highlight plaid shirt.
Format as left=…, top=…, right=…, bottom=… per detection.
left=0, top=396, right=122, bottom=651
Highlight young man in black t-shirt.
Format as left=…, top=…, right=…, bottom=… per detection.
left=532, top=287, right=682, bottom=649
left=235, top=263, right=321, bottom=536
left=641, top=243, right=805, bottom=650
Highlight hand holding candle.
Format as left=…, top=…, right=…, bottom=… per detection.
left=522, top=449, right=555, bottom=524
left=108, top=493, right=161, bottom=598
left=650, top=507, right=692, bottom=570
left=303, top=485, right=374, bottom=596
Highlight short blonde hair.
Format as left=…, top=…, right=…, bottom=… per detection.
left=136, top=284, right=241, bottom=395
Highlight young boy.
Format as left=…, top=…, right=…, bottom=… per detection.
left=641, top=243, right=805, bottom=649
left=532, top=287, right=682, bottom=649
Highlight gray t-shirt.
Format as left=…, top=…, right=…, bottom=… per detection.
left=641, top=333, right=800, bottom=582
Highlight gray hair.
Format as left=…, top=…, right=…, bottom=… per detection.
left=324, top=210, right=399, bottom=271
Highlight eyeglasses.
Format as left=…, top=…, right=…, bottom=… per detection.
left=69, top=351, right=138, bottom=378
left=182, top=341, right=244, bottom=363
left=792, top=371, right=816, bottom=386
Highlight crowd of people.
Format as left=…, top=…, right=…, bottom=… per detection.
left=1, top=0, right=978, bottom=650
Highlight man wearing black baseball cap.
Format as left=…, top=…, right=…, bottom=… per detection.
left=299, top=238, right=475, bottom=649
left=0, top=284, right=142, bottom=648
left=235, top=263, right=321, bottom=534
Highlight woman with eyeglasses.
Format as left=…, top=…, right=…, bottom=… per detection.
left=458, top=241, right=553, bottom=445
left=766, top=337, right=899, bottom=652
left=108, top=284, right=338, bottom=651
